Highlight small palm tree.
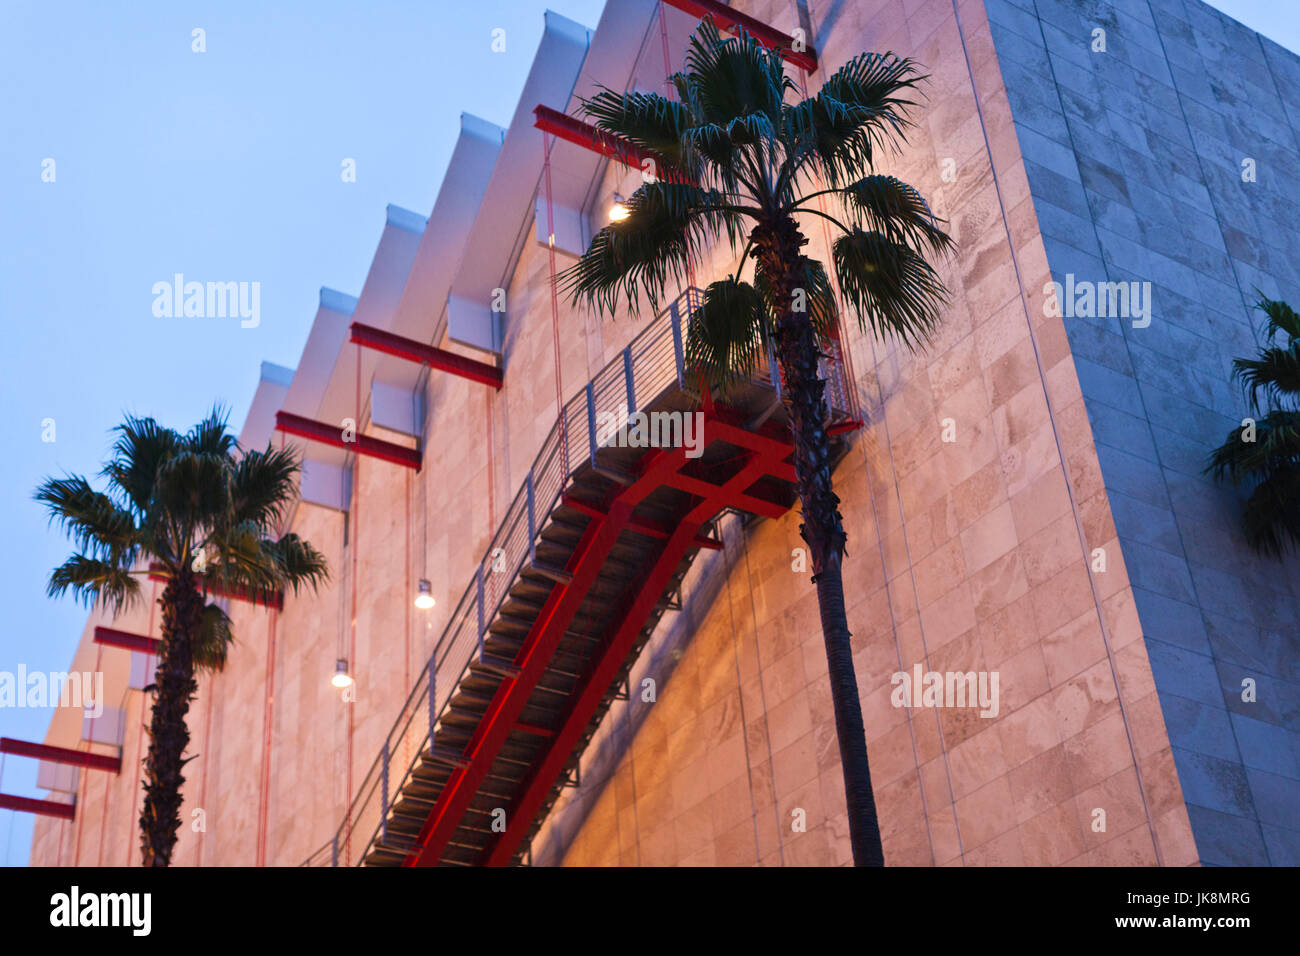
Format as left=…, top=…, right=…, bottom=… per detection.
left=36, top=408, right=328, bottom=866
left=561, top=19, right=952, bottom=866
left=1207, top=295, right=1300, bottom=558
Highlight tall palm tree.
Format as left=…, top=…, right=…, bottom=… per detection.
left=560, top=19, right=952, bottom=866
left=1207, top=295, right=1300, bottom=557
left=36, top=408, right=328, bottom=866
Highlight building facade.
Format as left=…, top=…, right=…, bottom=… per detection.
left=25, top=0, right=1300, bottom=867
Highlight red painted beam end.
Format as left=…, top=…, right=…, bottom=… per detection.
left=93, top=626, right=161, bottom=656
left=0, top=793, right=75, bottom=821
left=0, top=738, right=121, bottom=774
left=664, top=0, right=818, bottom=72
left=275, top=410, right=422, bottom=472
left=349, top=322, right=502, bottom=389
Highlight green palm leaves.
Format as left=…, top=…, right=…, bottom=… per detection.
left=1207, top=296, right=1300, bottom=558
left=558, top=16, right=951, bottom=395
left=36, top=407, right=329, bottom=670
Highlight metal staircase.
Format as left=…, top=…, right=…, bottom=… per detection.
left=302, top=288, right=859, bottom=866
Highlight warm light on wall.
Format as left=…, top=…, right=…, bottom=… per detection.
left=331, top=658, right=353, bottom=688
left=415, top=578, right=436, bottom=609
left=608, top=194, right=630, bottom=222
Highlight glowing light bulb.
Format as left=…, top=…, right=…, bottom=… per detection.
left=331, top=659, right=353, bottom=688
left=415, top=578, right=436, bottom=609
left=609, top=194, right=630, bottom=222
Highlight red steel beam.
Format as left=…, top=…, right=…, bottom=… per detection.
left=484, top=427, right=794, bottom=864
left=0, top=738, right=121, bottom=774
left=562, top=493, right=722, bottom=550
left=404, top=414, right=794, bottom=865
left=406, top=440, right=700, bottom=866
left=666, top=0, right=818, bottom=72
left=275, top=410, right=422, bottom=472
left=0, top=793, right=75, bottom=821
left=349, top=322, right=503, bottom=390
left=533, top=106, right=694, bottom=185
left=93, top=626, right=161, bottom=656
left=146, top=564, right=285, bottom=610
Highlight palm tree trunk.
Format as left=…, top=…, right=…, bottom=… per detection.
left=139, top=566, right=202, bottom=866
left=756, top=217, right=886, bottom=867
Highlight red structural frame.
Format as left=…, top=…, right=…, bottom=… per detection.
left=146, top=563, right=285, bottom=610
left=275, top=410, right=422, bottom=472
left=0, top=793, right=75, bottom=821
left=400, top=409, right=795, bottom=866
left=664, top=0, right=818, bottom=72
left=0, top=738, right=122, bottom=775
left=93, top=626, right=161, bottom=656
left=533, top=106, right=694, bottom=185
left=349, top=322, right=503, bottom=390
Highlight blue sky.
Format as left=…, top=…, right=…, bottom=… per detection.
left=0, top=0, right=1293, bottom=866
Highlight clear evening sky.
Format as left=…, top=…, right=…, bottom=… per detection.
left=0, top=0, right=1291, bottom=866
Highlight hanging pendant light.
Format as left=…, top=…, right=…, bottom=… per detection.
left=414, top=578, right=436, bottom=609
left=331, top=658, right=353, bottom=688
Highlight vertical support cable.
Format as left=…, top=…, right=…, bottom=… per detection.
left=670, top=303, right=686, bottom=386
left=586, top=383, right=598, bottom=465
left=623, top=346, right=636, bottom=414
left=542, top=133, right=567, bottom=476
left=476, top=565, right=485, bottom=660
left=657, top=0, right=696, bottom=290
left=331, top=833, right=338, bottom=868
left=380, top=741, right=390, bottom=845
left=427, top=653, right=437, bottom=748
left=72, top=642, right=103, bottom=866
left=526, top=471, right=537, bottom=565
left=256, top=608, right=278, bottom=866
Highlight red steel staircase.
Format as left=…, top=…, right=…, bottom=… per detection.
left=302, top=288, right=859, bottom=866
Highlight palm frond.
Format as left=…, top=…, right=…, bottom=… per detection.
left=229, top=444, right=300, bottom=532
left=559, top=182, right=748, bottom=316
left=679, top=17, right=790, bottom=131
left=101, top=414, right=180, bottom=516
left=753, top=255, right=838, bottom=343
left=264, top=533, right=330, bottom=595
left=1233, top=346, right=1300, bottom=412
left=1256, top=294, right=1300, bottom=342
left=1206, top=409, right=1300, bottom=485
left=833, top=228, right=949, bottom=349
left=578, top=86, right=694, bottom=176
left=185, top=406, right=237, bottom=458
left=154, top=450, right=232, bottom=544
left=684, top=277, right=771, bottom=393
left=1240, top=464, right=1300, bottom=558
left=34, top=475, right=139, bottom=561
left=784, top=53, right=925, bottom=187
left=838, top=174, right=954, bottom=257
left=47, top=554, right=140, bottom=613
left=194, top=602, right=234, bottom=673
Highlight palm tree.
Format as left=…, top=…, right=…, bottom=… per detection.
left=1207, top=295, right=1300, bottom=558
left=560, top=19, right=952, bottom=866
left=35, top=408, right=328, bottom=866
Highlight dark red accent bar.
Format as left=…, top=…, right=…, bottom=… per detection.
left=0, top=738, right=122, bottom=774
left=349, top=322, right=503, bottom=389
left=665, top=0, right=818, bottom=71
left=828, top=418, right=864, bottom=436
left=562, top=494, right=723, bottom=550
left=275, top=410, right=422, bottom=472
left=93, top=626, right=161, bottom=656
left=146, top=564, right=285, bottom=610
left=533, top=106, right=694, bottom=185
left=0, top=793, right=75, bottom=821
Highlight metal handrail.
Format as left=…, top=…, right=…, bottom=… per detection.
left=303, top=286, right=856, bottom=865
